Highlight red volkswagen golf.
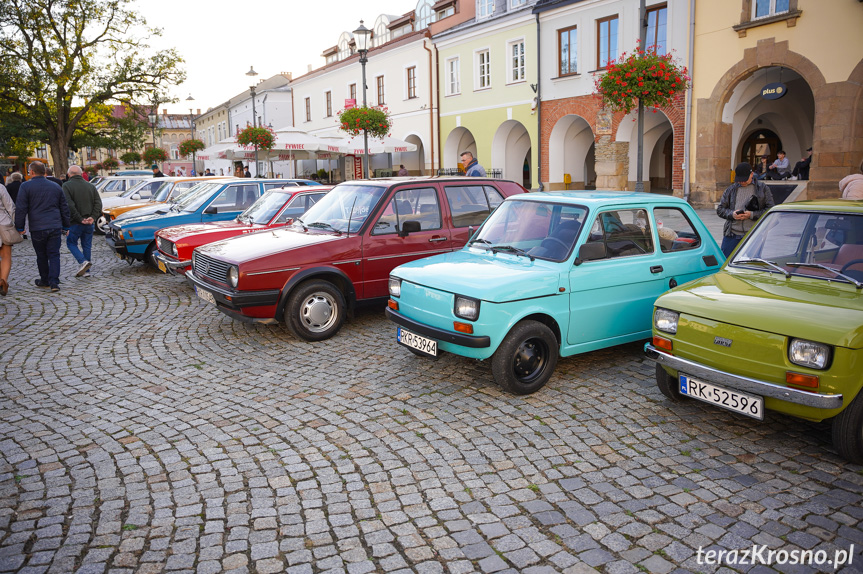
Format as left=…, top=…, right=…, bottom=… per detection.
left=185, top=177, right=526, bottom=341
left=155, top=186, right=332, bottom=275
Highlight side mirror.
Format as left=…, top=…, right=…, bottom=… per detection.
left=203, top=205, right=218, bottom=215
left=574, top=242, right=606, bottom=265
left=131, top=193, right=141, bottom=200
left=398, top=220, right=421, bottom=237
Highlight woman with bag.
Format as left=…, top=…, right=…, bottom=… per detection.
left=0, top=182, right=22, bottom=295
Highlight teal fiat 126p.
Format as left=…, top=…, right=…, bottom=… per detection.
left=385, top=192, right=725, bottom=394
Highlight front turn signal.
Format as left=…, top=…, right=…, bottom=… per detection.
left=653, top=335, right=673, bottom=352
left=453, top=322, right=474, bottom=334
left=786, top=371, right=819, bottom=390
left=387, top=299, right=399, bottom=311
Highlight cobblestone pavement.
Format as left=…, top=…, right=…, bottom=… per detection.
left=2, top=230, right=862, bottom=574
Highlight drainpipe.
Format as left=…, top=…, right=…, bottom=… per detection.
left=683, top=0, right=695, bottom=202
left=536, top=12, right=543, bottom=191
left=435, top=42, right=442, bottom=173
left=423, top=35, right=436, bottom=175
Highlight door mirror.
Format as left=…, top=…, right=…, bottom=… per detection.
left=575, top=242, right=606, bottom=265
left=398, top=220, right=422, bottom=237
left=203, top=205, right=218, bottom=215
left=131, top=193, right=141, bottom=200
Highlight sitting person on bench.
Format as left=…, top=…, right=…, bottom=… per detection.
left=765, top=151, right=792, bottom=180
left=790, top=148, right=812, bottom=181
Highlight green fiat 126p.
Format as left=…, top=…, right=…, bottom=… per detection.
left=646, top=200, right=863, bottom=463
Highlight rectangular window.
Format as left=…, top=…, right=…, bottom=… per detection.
left=447, top=58, right=460, bottom=95
left=376, top=75, right=385, bottom=105
left=597, top=15, right=618, bottom=69
left=373, top=188, right=442, bottom=235
left=477, top=0, right=494, bottom=19
left=350, top=83, right=357, bottom=102
left=653, top=208, right=702, bottom=253
left=304, top=97, right=311, bottom=122
left=558, top=26, right=577, bottom=76
left=510, top=41, right=525, bottom=82
left=646, top=4, right=668, bottom=55
left=445, top=186, right=504, bottom=228
left=478, top=50, right=491, bottom=89
left=436, top=6, right=454, bottom=20
left=407, top=66, right=417, bottom=99
left=510, top=0, right=527, bottom=7
left=754, top=0, right=790, bottom=18
left=585, top=209, right=654, bottom=258
left=325, top=91, right=332, bottom=117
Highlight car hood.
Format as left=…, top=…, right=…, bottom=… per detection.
left=197, top=227, right=344, bottom=266
left=158, top=220, right=266, bottom=242
left=657, top=269, right=863, bottom=348
left=392, top=249, right=562, bottom=303
left=114, top=202, right=169, bottom=220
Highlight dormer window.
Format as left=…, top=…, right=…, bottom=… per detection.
left=477, top=0, right=494, bottom=19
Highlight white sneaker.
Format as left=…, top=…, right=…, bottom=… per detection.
left=789, top=175, right=797, bottom=180
left=76, top=261, right=92, bottom=277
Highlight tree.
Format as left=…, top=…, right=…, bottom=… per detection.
left=0, top=0, right=186, bottom=173
left=120, top=151, right=141, bottom=166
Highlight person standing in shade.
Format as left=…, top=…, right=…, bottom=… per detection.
left=244, top=165, right=252, bottom=178
left=717, top=162, right=775, bottom=258
left=152, top=164, right=165, bottom=178
left=460, top=151, right=486, bottom=177
left=15, top=161, right=70, bottom=291
left=63, top=165, right=101, bottom=277
left=397, top=164, right=408, bottom=176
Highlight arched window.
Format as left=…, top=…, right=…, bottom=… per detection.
left=416, top=0, right=433, bottom=30
left=338, top=32, right=352, bottom=61
left=373, top=15, right=390, bottom=47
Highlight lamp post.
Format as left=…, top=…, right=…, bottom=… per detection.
left=147, top=110, right=157, bottom=167
left=246, top=66, right=259, bottom=177
left=186, top=93, right=196, bottom=176
left=635, top=0, right=647, bottom=193
left=353, top=20, right=371, bottom=179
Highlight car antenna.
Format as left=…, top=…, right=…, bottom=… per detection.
left=345, top=197, right=357, bottom=239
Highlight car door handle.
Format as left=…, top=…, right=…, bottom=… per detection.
left=429, top=237, right=447, bottom=243
left=650, top=265, right=664, bottom=274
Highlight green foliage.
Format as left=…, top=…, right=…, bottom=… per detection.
left=178, top=139, right=205, bottom=157
left=101, top=157, right=119, bottom=170
left=594, top=48, right=689, bottom=115
left=338, top=106, right=392, bottom=139
left=237, top=126, right=275, bottom=151
left=143, top=147, right=168, bottom=164
left=120, top=151, right=141, bottom=165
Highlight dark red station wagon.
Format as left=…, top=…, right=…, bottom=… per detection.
left=185, top=177, right=527, bottom=340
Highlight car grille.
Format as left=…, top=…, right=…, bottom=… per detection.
left=157, top=236, right=174, bottom=256
left=111, top=227, right=122, bottom=242
left=193, top=252, right=231, bottom=285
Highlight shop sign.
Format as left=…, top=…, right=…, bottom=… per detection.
left=761, top=82, right=787, bottom=100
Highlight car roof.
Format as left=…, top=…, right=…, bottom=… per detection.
left=508, top=191, right=690, bottom=207
left=770, top=199, right=863, bottom=213
left=337, top=176, right=519, bottom=187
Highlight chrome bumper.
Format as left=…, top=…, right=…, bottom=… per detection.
left=154, top=252, right=190, bottom=275
left=644, top=344, right=844, bottom=410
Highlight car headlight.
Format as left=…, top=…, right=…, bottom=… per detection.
left=654, top=308, right=679, bottom=334
left=171, top=242, right=178, bottom=257
left=228, top=266, right=239, bottom=288
left=454, top=295, right=480, bottom=321
left=118, top=231, right=125, bottom=240
left=789, top=339, right=830, bottom=370
left=388, top=277, right=401, bottom=298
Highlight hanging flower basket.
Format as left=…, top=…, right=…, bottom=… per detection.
left=143, top=147, right=169, bottom=164
left=338, top=106, right=392, bottom=139
left=237, top=125, right=276, bottom=151
left=101, top=157, right=119, bottom=170
left=120, top=151, right=141, bottom=166
left=594, top=48, right=690, bottom=115
left=179, top=138, right=206, bottom=157
left=84, top=165, right=98, bottom=176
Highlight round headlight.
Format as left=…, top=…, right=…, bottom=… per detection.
left=171, top=242, right=178, bottom=257
left=388, top=277, right=402, bottom=298
left=789, top=339, right=830, bottom=370
left=654, top=308, right=679, bottom=334
left=228, top=266, right=239, bottom=288
left=454, top=295, right=480, bottom=321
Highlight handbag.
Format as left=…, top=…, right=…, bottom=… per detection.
left=745, top=195, right=760, bottom=212
left=0, top=225, right=23, bottom=245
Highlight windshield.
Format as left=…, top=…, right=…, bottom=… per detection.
left=732, top=211, right=863, bottom=285
left=470, top=200, right=588, bottom=262
left=174, top=183, right=224, bottom=212
left=240, top=190, right=292, bottom=223
left=292, top=184, right=386, bottom=234
left=120, top=180, right=152, bottom=198
left=152, top=181, right=175, bottom=202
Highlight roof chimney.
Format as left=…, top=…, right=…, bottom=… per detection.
left=197, top=108, right=201, bottom=115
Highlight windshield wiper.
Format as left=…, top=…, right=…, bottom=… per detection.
left=491, top=245, right=535, bottom=261
left=787, top=262, right=863, bottom=289
left=293, top=217, right=308, bottom=232
left=733, top=258, right=790, bottom=277
left=468, top=237, right=492, bottom=246
left=308, top=221, right=342, bottom=235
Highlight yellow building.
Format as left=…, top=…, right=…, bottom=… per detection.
left=689, top=0, right=863, bottom=206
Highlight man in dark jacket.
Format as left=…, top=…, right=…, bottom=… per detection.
left=716, top=162, right=775, bottom=258
left=5, top=172, right=22, bottom=203
left=63, top=165, right=102, bottom=277
left=15, top=161, right=70, bottom=291
left=152, top=164, right=165, bottom=178
left=46, top=167, right=64, bottom=187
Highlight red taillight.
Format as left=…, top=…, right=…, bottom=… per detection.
left=453, top=322, right=474, bottom=334
left=786, top=371, right=819, bottom=390
left=653, top=335, right=673, bottom=352
left=387, top=299, right=399, bottom=311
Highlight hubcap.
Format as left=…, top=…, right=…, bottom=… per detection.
left=97, top=216, right=108, bottom=233
left=512, top=338, right=547, bottom=382
left=301, top=292, right=337, bottom=333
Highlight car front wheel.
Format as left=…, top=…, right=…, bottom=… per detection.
left=655, top=363, right=683, bottom=402
left=96, top=215, right=110, bottom=235
left=285, top=280, right=346, bottom=341
left=491, top=320, right=558, bottom=395
left=831, top=390, right=863, bottom=465
left=145, top=242, right=159, bottom=268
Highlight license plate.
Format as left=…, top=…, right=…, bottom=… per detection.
left=195, top=286, right=216, bottom=305
left=680, top=374, right=764, bottom=420
left=157, top=260, right=167, bottom=273
left=397, top=327, right=438, bottom=357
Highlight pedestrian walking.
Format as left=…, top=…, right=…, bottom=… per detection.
left=5, top=172, right=22, bottom=203
left=716, top=162, right=775, bottom=258
left=0, top=183, right=22, bottom=296
left=15, top=161, right=70, bottom=292
left=63, top=165, right=102, bottom=277
left=152, top=164, right=165, bottom=178
left=460, top=151, right=486, bottom=177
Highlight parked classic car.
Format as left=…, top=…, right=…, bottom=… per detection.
left=185, top=177, right=527, bottom=340
left=94, top=175, right=154, bottom=197
left=107, top=179, right=312, bottom=266
left=385, top=192, right=725, bottom=394
left=645, top=200, right=863, bottom=463
left=154, top=186, right=332, bottom=275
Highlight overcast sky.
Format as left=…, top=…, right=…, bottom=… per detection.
left=134, top=0, right=418, bottom=115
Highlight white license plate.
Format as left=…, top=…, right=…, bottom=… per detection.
left=397, top=327, right=438, bottom=357
left=157, top=259, right=167, bottom=273
left=195, top=286, right=216, bottom=305
left=680, top=374, right=764, bottom=420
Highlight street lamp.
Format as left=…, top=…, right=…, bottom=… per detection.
left=246, top=66, right=259, bottom=177
left=353, top=20, right=372, bottom=179
left=186, top=93, right=197, bottom=175
left=147, top=110, right=157, bottom=167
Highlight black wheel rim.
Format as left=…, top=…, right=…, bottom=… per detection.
left=512, top=337, right=549, bottom=383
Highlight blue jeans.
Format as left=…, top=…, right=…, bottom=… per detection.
left=67, top=223, right=94, bottom=265
left=721, top=235, right=743, bottom=259
left=30, top=228, right=62, bottom=287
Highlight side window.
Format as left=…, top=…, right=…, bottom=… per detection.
left=445, top=185, right=492, bottom=228
left=276, top=195, right=307, bottom=224
left=653, top=208, right=702, bottom=253
left=373, top=187, right=441, bottom=235
left=585, top=209, right=654, bottom=259
left=483, top=186, right=504, bottom=210
left=211, top=184, right=258, bottom=212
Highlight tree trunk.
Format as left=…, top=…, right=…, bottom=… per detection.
left=50, top=138, right=70, bottom=175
